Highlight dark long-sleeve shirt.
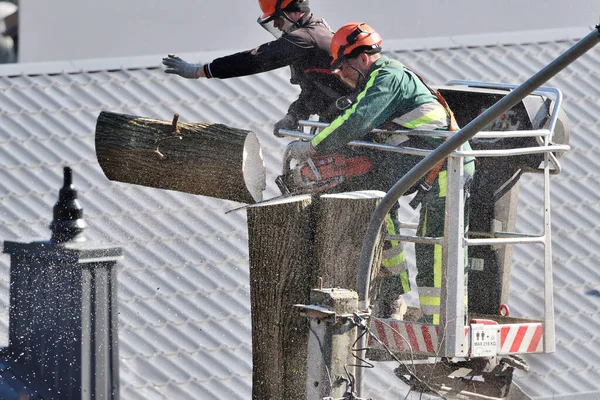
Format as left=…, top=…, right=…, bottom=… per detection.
left=203, top=14, right=352, bottom=120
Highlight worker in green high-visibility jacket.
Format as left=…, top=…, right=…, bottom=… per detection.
left=287, top=22, right=475, bottom=324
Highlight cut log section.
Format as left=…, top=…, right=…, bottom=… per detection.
left=95, top=111, right=265, bottom=203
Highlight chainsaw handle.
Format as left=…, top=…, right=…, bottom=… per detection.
left=281, top=142, right=295, bottom=176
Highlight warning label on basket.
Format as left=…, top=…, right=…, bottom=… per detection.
left=470, top=325, right=498, bottom=357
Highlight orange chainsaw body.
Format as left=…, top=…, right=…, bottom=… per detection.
left=277, top=154, right=372, bottom=195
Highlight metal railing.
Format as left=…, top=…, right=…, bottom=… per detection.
left=283, top=80, right=568, bottom=357
left=286, top=86, right=568, bottom=352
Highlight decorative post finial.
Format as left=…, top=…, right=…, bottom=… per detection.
left=50, top=166, right=87, bottom=243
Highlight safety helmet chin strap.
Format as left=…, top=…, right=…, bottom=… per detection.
left=280, top=10, right=303, bottom=32
left=274, top=0, right=307, bottom=31
left=346, top=59, right=367, bottom=89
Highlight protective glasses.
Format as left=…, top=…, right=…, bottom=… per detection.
left=258, top=15, right=285, bottom=39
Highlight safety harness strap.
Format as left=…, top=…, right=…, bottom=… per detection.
left=393, top=64, right=459, bottom=209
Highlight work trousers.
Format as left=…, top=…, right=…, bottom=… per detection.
left=372, top=202, right=410, bottom=317
left=416, top=160, right=475, bottom=324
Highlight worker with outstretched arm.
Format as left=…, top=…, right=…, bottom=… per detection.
left=162, top=0, right=353, bottom=136
left=288, top=22, right=476, bottom=324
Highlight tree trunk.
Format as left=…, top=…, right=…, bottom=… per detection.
left=95, top=111, right=265, bottom=204
left=315, top=191, right=386, bottom=293
left=246, top=195, right=315, bottom=400
left=246, top=191, right=389, bottom=399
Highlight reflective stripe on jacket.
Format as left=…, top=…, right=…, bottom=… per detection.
left=311, top=55, right=441, bottom=154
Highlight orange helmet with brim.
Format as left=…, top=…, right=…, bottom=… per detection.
left=258, top=0, right=307, bottom=24
left=330, top=22, right=382, bottom=71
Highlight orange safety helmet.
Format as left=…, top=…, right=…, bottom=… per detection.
left=258, top=0, right=307, bottom=24
left=330, top=22, right=382, bottom=70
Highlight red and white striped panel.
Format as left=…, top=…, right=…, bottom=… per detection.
left=498, top=323, right=543, bottom=355
left=369, top=318, right=437, bottom=354
left=370, top=318, right=544, bottom=356
left=369, top=318, right=468, bottom=355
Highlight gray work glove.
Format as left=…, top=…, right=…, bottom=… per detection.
left=162, top=54, right=201, bottom=79
left=273, top=114, right=299, bottom=138
left=287, top=140, right=315, bottom=162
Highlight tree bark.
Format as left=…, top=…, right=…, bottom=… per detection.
left=315, top=191, right=386, bottom=293
left=246, top=195, right=315, bottom=400
left=246, top=192, right=388, bottom=399
left=95, top=111, right=265, bottom=204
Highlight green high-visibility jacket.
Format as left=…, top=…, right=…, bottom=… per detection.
left=311, top=55, right=445, bottom=154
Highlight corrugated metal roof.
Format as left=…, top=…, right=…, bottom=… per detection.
left=0, top=26, right=599, bottom=398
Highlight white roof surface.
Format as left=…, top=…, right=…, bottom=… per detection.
left=0, top=26, right=599, bottom=399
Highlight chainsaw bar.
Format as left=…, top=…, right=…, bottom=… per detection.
left=224, top=189, right=309, bottom=214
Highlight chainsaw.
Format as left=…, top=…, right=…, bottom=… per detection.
left=275, top=141, right=372, bottom=195
left=225, top=141, right=372, bottom=214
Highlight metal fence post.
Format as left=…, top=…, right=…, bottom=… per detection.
left=3, top=166, right=123, bottom=400
left=298, top=288, right=361, bottom=399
